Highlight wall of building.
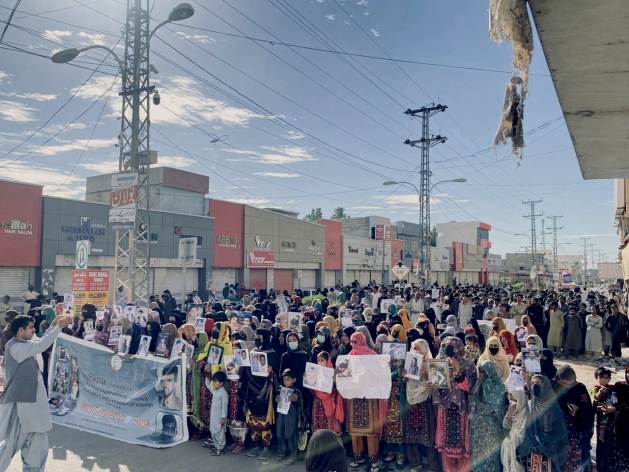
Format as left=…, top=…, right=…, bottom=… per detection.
left=41, top=197, right=213, bottom=300
left=343, top=236, right=390, bottom=285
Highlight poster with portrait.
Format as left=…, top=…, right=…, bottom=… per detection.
left=123, top=305, right=136, bottom=322
left=223, top=355, right=239, bottom=380
left=503, top=318, right=517, bottom=334
left=63, top=293, right=74, bottom=310
left=187, top=305, right=203, bottom=324
left=382, top=342, right=407, bottom=361
left=428, top=359, right=450, bottom=389
left=137, top=335, right=151, bottom=357
left=404, top=352, right=423, bottom=381
left=134, top=307, right=148, bottom=328
left=379, top=299, right=396, bottom=315
left=108, top=326, right=122, bottom=346
left=49, top=334, right=188, bottom=448
left=82, top=320, right=94, bottom=337
left=334, top=354, right=392, bottom=399
left=207, top=345, right=223, bottom=365
left=250, top=351, right=268, bottom=377
left=277, top=386, right=293, bottom=415
left=287, top=312, right=302, bottom=332
left=155, top=333, right=171, bottom=358
left=302, top=362, right=334, bottom=394
left=340, top=309, right=353, bottom=328
left=170, top=339, right=184, bottom=360
left=117, top=335, right=131, bottom=355
left=233, top=348, right=250, bottom=367
left=277, top=296, right=288, bottom=315
left=112, top=305, right=123, bottom=320
left=522, top=349, right=541, bottom=373
left=506, top=365, right=525, bottom=392
left=194, top=317, right=206, bottom=334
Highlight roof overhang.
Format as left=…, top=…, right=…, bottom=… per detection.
left=529, top=0, right=629, bottom=179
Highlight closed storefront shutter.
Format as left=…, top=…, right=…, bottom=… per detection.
left=250, top=269, right=267, bottom=291
left=298, top=269, right=316, bottom=290
left=209, top=268, right=236, bottom=293
left=53, top=267, right=75, bottom=295
left=274, top=269, right=293, bottom=292
left=0, top=267, right=31, bottom=298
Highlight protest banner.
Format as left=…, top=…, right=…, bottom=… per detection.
left=48, top=334, right=188, bottom=448
left=71, top=270, right=109, bottom=316
left=303, top=362, right=334, bottom=393
left=334, top=355, right=392, bottom=399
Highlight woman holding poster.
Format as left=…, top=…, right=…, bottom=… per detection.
left=405, top=339, right=438, bottom=472
left=346, top=332, right=387, bottom=472
left=310, top=351, right=344, bottom=434
left=432, top=337, right=477, bottom=472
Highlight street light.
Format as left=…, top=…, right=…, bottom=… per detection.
left=383, top=177, right=465, bottom=283
left=51, top=3, right=194, bottom=68
left=50, top=2, right=195, bottom=307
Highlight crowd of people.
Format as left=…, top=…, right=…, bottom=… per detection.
left=2, top=281, right=629, bottom=472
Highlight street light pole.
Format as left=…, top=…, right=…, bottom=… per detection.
left=52, top=1, right=194, bottom=305
left=383, top=177, right=465, bottom=286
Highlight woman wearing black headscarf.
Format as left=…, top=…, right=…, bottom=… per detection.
left=306, top=429, right=348, bottom=472
left=338, top=327, right=355, bottom=356
left=310, top=327, right=333, bottom=364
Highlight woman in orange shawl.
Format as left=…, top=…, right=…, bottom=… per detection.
left=309, top=351, right=344, bottom=434
left=347, top=332, right=388, bottom=472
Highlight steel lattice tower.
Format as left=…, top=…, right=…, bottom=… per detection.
left=404, top=104, right=447, bottom=283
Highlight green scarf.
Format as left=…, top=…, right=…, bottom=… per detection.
left=190, top=332, right=209, bottom=428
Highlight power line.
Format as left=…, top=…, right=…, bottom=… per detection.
left=0, top=0, right=23, bottom=44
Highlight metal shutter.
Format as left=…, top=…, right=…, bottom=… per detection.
left=0, top=267, right=31, bottom=299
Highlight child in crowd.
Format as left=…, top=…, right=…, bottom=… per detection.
left=274, top=369, right=304, bottom=465
left=208, top=371, right=228, bottom=455
left=592, top=367, right=617, bottom=472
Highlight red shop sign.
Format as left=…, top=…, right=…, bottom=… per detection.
left=247, top=250, right=275, bottom=268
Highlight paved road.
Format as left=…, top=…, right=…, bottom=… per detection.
left=7, top=425, right=304, bottom=472
left=8, top=351, right=628, bottom=471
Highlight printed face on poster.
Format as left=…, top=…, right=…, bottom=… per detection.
left=382, top=342, right=407, bottom=361
left=506, top=365, right=525, bottom=392
left=207, top=345, right=223, bottom=365
left=428, top=359, right=450, bottom=389
left=137, top=335, right=151, bottom=357
left=234, top=348, right=250, bottom=367
left=224, top=355, right=239, bottom=380
left=250, top=351, right=268, bottom=377
left=403, top=352, right=423, bottom=380
left=277, top=386, right=293, bottom=415
left=302, top=362, right=334, bottom=394
left=380, top=299, right=396, bottom=314
left=522, top=349, right=541, bottom=373
left=334, top=354, right=392, bottom=399
left=287, top=312, right=302, bottom=332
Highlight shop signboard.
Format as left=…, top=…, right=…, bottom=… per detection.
left=109, top=173, right=138, bottom=224
left=247, top=250, right=275, bottom=268
left=71, top=270, right=110, bottom=314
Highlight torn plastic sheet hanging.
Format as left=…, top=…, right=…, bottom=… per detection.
left=489, top=0, right=533, bottom=157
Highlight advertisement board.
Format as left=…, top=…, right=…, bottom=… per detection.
left=71, top=270, right=110, bottom=314
left=247, top=250, right=275, bottom=268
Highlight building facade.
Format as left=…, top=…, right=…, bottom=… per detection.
left=0, top=180, right=42, bottom=297
left=436, top=221, right=492, bottom=284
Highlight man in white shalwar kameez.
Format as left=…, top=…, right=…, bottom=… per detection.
left=0, top=313, right=71, bottom=471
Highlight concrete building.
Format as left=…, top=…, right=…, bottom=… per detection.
left=436, top=221, right=491, bottom=284
left=395, top=220, right=419, bottom=269
left=40, top=196, right=213, bottom=300
left=86, top=167, right=209, bottom=216
left=488, top=253, right=506, bottom=284
left=342, top=216, right=391, bottom=239
left=0, top=180, right=42, bottom=297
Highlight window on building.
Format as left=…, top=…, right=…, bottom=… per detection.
left=477, top=228, right=489, bottom=240
left=181, top=235, right=202, bottom=247
left=150, top=233, right=159, bottom=242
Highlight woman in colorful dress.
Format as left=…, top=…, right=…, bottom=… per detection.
left=227, top=337, right=247, bottom=453
left=310, top=351, right=344, bottom=434
left=383, top=341, right=405, bottom=466
left=347, top=331, right=386, bottom=472
left=470, top=360, right=506, bottom=471
left=612, top=366, right=629, bottom=471
left=405, top=339, right=438, bottom=472
left=478, top=336, right=510, bottom=382
left=432, top=336, right=477, bottom=472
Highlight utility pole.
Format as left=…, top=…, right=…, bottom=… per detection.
left=546, top=215, right=563, bottom=276
left=404, top=104, right=447, bottom=285
left=590, top=242, right=596, bottom=279
left=114, top=0, right=154, bottom=306
left=581, top=237, right=591, bottom=284
left=541, top=218, right=546, bottom=255
left=522, top=199, right=543, bottom=271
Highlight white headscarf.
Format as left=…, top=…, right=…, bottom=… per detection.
left=500, top=388, right=528, bottom=472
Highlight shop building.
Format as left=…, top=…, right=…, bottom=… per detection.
left=0, top=180, right=42, bottom=297
left=436, top=221, right=492, bottom=284
left=318, top=219, right=343, bottom=288
left=40, top=196, right=213, bottom=300
left=208, top=199, right=244, bottom=291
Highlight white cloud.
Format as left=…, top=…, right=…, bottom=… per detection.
left=33, top=137, right=116, bottom=156
left=0, top=100, right=37, bottom=122
left=156, top=154, right=196, bottom=168
left=77, top=31, right=106, bottom=46
left=357, top=0, right=368, bottom=6
left=1, top=162, right=85, bottom=199
left=225, top=197, right=270, bottom=206
left=80, top=160, right=117, bottom=174
left=325, top=14, right=336, bottom=21
left=370, top=28, right=380, bottom=37
left=175, top=31, right=215, bottom=44
left=43, top=30, right=73, bottom=42
left=0, top=92, right=57, bottom=102
left=150, top=76, right=261, bottom=127
left=225, top=145, right=316, bottom=165
left=43, top=122, right=87, bottom=135
left=286, top=130, right=306, bottom=140
left=0, top=70, right=8, bottom=82
left=254, top=171, right=300, bottom=178
left=258, top=145, right=316, bottom=164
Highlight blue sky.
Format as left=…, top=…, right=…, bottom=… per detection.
left=0, top=0, right=617, bottom=262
